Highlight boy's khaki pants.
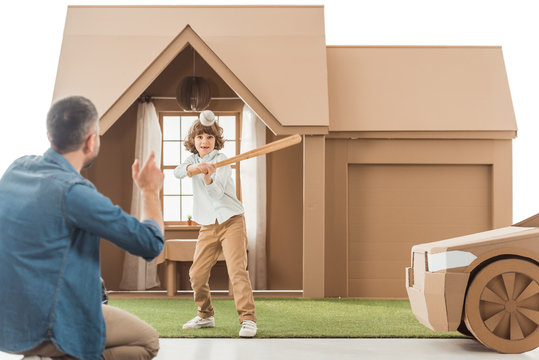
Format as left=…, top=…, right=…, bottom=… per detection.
left=21, top=305, right=159, bottom=359
left=190, top=214, right=256, bottom=323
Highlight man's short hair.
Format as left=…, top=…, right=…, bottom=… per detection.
left=47, top=96, right=98, bottom=153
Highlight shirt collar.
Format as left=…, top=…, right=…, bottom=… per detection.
left=196, top=150, right=219, bottom=162
left=43, top=148, right=81, bottom=175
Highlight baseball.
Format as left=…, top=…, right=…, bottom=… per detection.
left=200, top=110, right=216, bottom=126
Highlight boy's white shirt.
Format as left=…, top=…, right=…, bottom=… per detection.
left=174, top=150, right=244, bottom=225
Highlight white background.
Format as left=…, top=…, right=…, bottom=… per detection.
left=0, top=0, right=537, bottom=222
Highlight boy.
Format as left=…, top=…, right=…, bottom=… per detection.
left=174, top=111, right=257, bottom=337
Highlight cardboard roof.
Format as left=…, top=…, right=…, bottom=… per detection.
left=327, top=46, right=517, bottom=134
left=52, top=5, right=330, bottom=135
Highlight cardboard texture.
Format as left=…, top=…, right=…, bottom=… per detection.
left=53, top=6, right=517, bottom=301
left=53, top=6, right=329, bottom=134
left=327, top=46, right=516, bottom=133
left=406, top=214, right=539, bottom=353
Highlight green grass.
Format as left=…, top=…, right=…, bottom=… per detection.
left=109, top=298, right=465, bottom=338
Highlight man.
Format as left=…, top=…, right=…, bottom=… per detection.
left=0, top=96, right=165, bottom=360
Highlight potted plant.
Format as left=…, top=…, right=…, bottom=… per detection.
left=187, top=215, right=193, bottom=226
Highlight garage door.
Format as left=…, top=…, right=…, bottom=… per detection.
left=348, top=164, right=492, bottom=298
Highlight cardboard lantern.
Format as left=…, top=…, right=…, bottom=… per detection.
left=176, top=76, right=211, bottom=111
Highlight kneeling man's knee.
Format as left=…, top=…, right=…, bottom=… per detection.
left=144, top=326, right=160, bottom=359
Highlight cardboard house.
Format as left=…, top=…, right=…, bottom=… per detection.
left=52, top=5, right=517, bottom=298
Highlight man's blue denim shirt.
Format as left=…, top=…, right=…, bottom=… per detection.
left=0, top=148, right=164, bottom=360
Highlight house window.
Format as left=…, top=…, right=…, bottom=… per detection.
left=160, top=112, right=241, bottom=224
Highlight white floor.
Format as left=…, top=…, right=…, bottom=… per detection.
left=1, top=339, right=538, bottom=360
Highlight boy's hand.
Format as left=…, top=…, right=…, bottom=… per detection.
left=196, top=163, right=216, bottom=185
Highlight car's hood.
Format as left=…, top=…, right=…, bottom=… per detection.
left=412, top=226, right=539, bottom=254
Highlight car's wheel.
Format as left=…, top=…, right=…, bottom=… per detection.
left=464, top=258, right=539, bottom=353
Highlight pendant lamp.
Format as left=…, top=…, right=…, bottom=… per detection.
left=176, top=49, right=211, bottom=111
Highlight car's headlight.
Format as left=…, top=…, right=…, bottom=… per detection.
left=427, top=250, right=477, bottom=272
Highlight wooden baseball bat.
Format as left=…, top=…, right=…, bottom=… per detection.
left=187, top=134, right=302, bottom=177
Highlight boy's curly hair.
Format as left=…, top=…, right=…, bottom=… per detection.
left=184, top=119, right=225, bottom=154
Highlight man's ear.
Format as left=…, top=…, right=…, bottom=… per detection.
left=83, top=133, right=97, bottom=154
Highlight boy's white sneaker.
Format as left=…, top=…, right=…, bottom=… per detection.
left=182, top=315, right=215, bottom=329
left=239, top=320, right=257, bottom=337
left=22, top=357, right=53, bottom=360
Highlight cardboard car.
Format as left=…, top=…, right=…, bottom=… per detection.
left=406, top=213, right=539, bottom=354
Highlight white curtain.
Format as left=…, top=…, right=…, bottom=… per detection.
left=119, top=101, right=162, bottom=290
left=240, top=104, right=267, bottom=289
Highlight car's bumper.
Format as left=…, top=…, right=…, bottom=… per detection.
left=406, top=259, right=469, bottom=332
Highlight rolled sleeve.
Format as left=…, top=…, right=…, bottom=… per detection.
left=174, top=155, right=195, bottom=179
left=64, top=182, right=164, bottom=260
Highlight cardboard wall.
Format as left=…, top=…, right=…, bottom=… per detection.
left=86, top=103, right=137, bottom=290
left=302, top=135, right=326, bottom=296
left=348, top=163, right=491, bottom=298
left=324, top=137, right=513, bottom=298
left=265, top=131, right=304, bottom=290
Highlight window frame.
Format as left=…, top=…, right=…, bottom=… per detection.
left=159, top=111, right=242, bottom=227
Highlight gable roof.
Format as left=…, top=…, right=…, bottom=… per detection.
left=327, top=46, right=517, bottom=134
left=53, top=5, right=330, bottom=135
